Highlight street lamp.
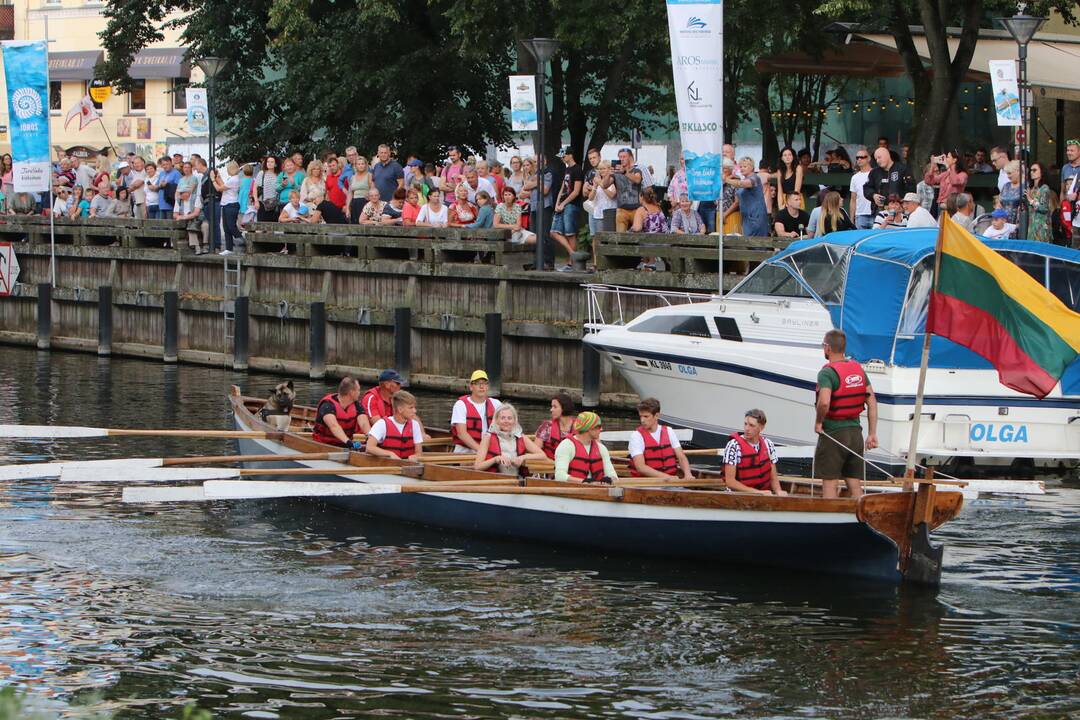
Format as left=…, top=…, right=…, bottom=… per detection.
left=196, top=56, right=229, bottom=252
left=522, top=38, right=559, bottom=272
left=998, top=4, right=1046, bottom=239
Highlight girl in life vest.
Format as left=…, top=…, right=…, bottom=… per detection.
left=535, top=391, right=577, bottom=460
left=474, top=403, right=546, bottom=476
left=366, top=390, right=425, bottom=460
left=722, top=409, right=787, bottom=496
left=628, top=397, right=693, bottom=480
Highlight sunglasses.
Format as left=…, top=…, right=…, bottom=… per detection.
left=856, top=155, right=869, bottom=159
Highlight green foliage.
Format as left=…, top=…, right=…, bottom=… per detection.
left=0, top=689, right=212, bottom=720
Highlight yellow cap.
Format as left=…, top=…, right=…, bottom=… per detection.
left=470, top=369, right=489, bottom=383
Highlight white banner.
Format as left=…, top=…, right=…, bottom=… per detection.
left=666, top=0, right=723, bottom=201
left=185, top=87, right=208, bottom=135
left=989, top=59, right=1021, bottom=127
left=508, top=75, right=538, bottom=132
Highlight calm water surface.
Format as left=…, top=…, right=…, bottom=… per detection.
left=1, top=348, right=1078, bottom=719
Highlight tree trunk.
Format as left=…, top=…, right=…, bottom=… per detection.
left=563, top=50, right=589, bottom=159
left=548, top=58, right=565, bottom=159
left=587, top=46, right=633, bottom=151
left=755, top=73, right=779, bottom=167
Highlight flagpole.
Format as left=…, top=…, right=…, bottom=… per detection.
left=96, top=116, right=118, bottom=159
left=904, top=213, right=948, bottom=479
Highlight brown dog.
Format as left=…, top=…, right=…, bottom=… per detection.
left=259, top=380, right=295, bottom=431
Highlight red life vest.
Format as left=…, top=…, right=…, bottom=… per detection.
left=820, top=360, right=868, bottom=421
left=379, top=417, right=418, bottom=459
left=311, top=393, right=361, bottom=446
left=629, top=425, right=678, bottom=477
left=731, top=432, right=773, bottom=489
left=541, top=419, right=573, bottom=460
left=453, top=395, right=495, bottom=448
left=484, top=434, right=529, bottom=476
left=567, top=436, right=606, bottom=482
left=361, top=387, right=390, bottom=423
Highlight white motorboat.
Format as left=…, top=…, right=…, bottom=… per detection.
left=584, top=229, right=1080, bottom=469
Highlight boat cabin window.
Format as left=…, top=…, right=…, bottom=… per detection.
left=784, top=244, right=850, bottom=304
left=713, top=317, right=742, bottom=342
left=730, top=263, right=814, bottom=299
left=629, top=314, right=711, bottom=338
left=898, top=256, right=933, bottom=336
left=1049, top=257, right=1080, bottom=312
left=998, top=251, right=1046, bottom=286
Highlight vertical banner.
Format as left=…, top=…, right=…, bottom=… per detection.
left=1, top=41, right=51, bottom=193
left=666, top=0, right=723, bottom=201
left=508, top=75, right=538, bottom=132
left=186, top=87, right=208, bottom=135
left=989, top=59, right=1021, bottom=127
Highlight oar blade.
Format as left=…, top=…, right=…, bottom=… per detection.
left=123, top=485, right=208, bottom=503
left=0, top=457, right=166, bottom=481
left=60, top=466, right=241, bottom=483
left=0, top=425, right=107, bottom=439
left=203, top=480, right=402, bottom=500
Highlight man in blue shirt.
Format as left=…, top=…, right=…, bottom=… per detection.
left=338, top=145, right=358, bottom=194
left=156, top=156, right=182, bottom=216
left=371, top=144, right=404, bottom=204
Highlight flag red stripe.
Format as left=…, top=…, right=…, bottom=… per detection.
left=928, top=292, right=1058, bottom=398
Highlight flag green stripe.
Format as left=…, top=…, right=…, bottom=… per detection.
left=936, top=254, right=1076, bottom=377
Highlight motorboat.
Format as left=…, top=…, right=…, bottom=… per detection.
left=583, top=229, right=1080, bottom=469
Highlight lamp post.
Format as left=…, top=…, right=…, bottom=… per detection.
left=522, top=38, right=559, bottom=272
left=195, top=56, right=229, bottom=252
left=998, top=4, right=1046, bottom=239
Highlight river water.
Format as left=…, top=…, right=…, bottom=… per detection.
left=0, top=347, right=1078, bottom=719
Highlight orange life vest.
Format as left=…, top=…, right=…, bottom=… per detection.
left=629, top=425, right=678, bottom=477
left=380, top=417, right=418, bottom=459
left=567, top=436, right=606, bottom=482
left=484, top=434, right=529, bottom=477
left=311, top=393, right=361, bottom=446
left=731, top=432, right=773, bottom=489
left=453, top=395, right=495, bottom=448
left=361, top=387, right=390, bottom=423
left=819, top=360, right=868, bottom=421
left=541, top=419, right=573, bottom=460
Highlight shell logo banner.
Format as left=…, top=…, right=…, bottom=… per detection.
left=1, top=41, right=51, bottom=193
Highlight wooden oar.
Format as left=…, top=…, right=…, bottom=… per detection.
left=60, top=464, right=412, bottom=483
left=0, top=424, right=271, bottom=439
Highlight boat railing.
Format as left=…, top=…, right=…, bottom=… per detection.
left=584, top=283, right=717, bottom=328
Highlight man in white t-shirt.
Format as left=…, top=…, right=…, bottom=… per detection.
left=848, top=148, right=873, bottom=229
left=367, top=390, right=425, bottom=460
left=128, top=156, right=147, bottom=218
left=990, top=146, right=1010, bottom=194
left=462, top=168, right=495, bottom=204
left=627, top=398, right=693, bottom=480
left=901, top=192, right=937, bottom=228
left=450, top=369, right=503, bottom=454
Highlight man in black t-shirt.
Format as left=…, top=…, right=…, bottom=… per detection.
left=773, top=191, right=811, bottom=237
left=550, top=147, right=584, bottom=266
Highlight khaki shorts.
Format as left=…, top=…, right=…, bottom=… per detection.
left=616, top=207, right=636, bottom=232
left=814, top=426, right=864, bottom=480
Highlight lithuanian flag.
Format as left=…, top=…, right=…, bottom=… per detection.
left=928, top=215, right=1080, bottom=398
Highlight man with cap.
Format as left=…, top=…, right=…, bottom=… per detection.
left=901, top=192, right=937, bottom=228
left=451, top=370, right=503, bottom=454
left=359, top=369, right=404, bottom=433
left=550, top=146, right=584, bottom=269
left=51, top=185, right=72, bottom=216
left=553, top=411, right=619, bottom=483
left=983, top=208, right=1018, bottom=239
left=1061, top=139, right=1080, bottom=248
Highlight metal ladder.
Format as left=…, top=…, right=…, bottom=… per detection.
left=223, top=255, right=241, bottom=367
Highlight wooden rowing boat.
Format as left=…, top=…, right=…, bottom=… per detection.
left=228, top=388, right=963, bottom=585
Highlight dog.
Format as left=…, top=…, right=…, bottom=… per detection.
left=259, top=380, right=295, bottom=431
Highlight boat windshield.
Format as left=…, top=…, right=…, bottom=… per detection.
left=729, top=263, right=814, bottom=299
left=784, top=244, right=850, bottom=304
left=898, top=256, right=934, bottom=336
left=1049, top=256, right=1080, bottom=311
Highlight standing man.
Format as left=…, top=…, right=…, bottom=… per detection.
left=550, top=146, right=583, bottom=265
left=863, top=147, right=915, bottom=215
left=156, top=156, right=181, bottom=219
left=990, top=146, right=1011, bottom=194
left=372, top=144, right=404, bottom=205
left=129, top=156, right=147, bottom=218
left=1060, top=139, right=1080, bottom=248
left=72, top=156, right=96, bottom=191
left=773, top=191, right=810, bottom=238
left=722, top=409, right=787, bottom=496
left=338, top=145, right=359, bottom=195
left=360, top=368, right=404, bottom=433
left=814, top=329, right=877, bottom=499
left=311, top=377, right=365, bottom=449
left=848, top=148, right=873, bottom=229
left=439, top=146, right=467, bottom=198
left=450, top=370, right=503, bottom=454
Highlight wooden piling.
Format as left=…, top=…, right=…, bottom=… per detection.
left=97, top=285, right=112, bottom=356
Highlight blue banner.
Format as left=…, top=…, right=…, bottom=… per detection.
left=2, top=41, right=51, bottom=193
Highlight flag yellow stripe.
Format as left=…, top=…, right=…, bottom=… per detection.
left=940, top=217, right=1080, bottom=352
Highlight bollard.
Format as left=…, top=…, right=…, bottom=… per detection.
left=97, top=285, right=112, bottom=356
left=233, top=296, right=249, bottom=371
left=582, top=343, right=601, bottom=408
left=484, top=312, right=502, bottom=397
left=163, top=291, right=178, bottom=363
left=394, top=306, right=411, bottom=383
left=36, top=283, right=51, bottom=350
left=309, top=301, right=326, bottom=379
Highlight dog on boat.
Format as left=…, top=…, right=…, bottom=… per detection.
left=259, top=380, right=295, bottom=431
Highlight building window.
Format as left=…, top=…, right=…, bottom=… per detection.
left=128, top=78, right=146, bottom=112
left=85, top=80, right=103, bottom=110
left=49, top=81, right=61, bottom=112
left=171, top=78, right=188, bottom=113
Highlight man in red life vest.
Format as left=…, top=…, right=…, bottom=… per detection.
left=311, top=376, right=365, bottom=448
left=814, top=329, right=878, bottom=498
left=366, top=390, right=425, bottom=460
left=451, top=369, right=503, bottom=455
left=722, top=409, right=787, bottom=495
left=553, top=411, right=619, bottom=483
left=359, top=368, right=403, bottom=433
left=628, top=397, right=693, bottom=480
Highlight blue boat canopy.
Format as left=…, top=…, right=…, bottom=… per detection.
left=730, top=228, right=1080, bottom=394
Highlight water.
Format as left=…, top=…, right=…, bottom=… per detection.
left=1, top=347, right=1078, bottom=719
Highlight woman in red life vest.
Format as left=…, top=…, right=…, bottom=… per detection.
left=474, top=403, right=546, bottom=476
left=628, top=397, right=694, bottom=480
left=450, top=369, right=503, bottom=454
left=311, top=376, right=365, bottom=448
left=722, top=408, right=787, bottom=496
left=553, top=411, right=618, bottom=483
left=814, top=329, right=878, bottom=499
left=534, top=391, right=577, bottom=460
left=366, top=390, right=425, bottom=460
